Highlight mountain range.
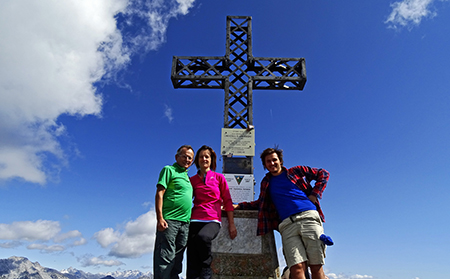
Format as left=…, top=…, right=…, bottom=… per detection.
left=0, top=257, right=153, bottom=279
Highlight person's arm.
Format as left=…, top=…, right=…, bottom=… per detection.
left=155, top=185, right=168, bottom=231
left=308, top=194, right=318, bottom=204
left=217, top=174, right=237, bottom=239
left=235, top=178, right=268, bottom=210
left=295, top=166, right=329, bottom=200
left=310, top=168, right=329, bottom=199
left=226, top=210, right=237, bottom=239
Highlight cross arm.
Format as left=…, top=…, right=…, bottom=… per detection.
left=247, top=57, right=307, bottom=90
left=171, top=56, right=230, bottom=89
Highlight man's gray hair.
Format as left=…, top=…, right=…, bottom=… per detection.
left=177, top=145, right=194, bottom=155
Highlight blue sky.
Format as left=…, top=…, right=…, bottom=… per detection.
left=1, top=0, right=450, bottom=278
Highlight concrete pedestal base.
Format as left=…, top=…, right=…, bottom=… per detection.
left=211, top=210, right=280, bottom=279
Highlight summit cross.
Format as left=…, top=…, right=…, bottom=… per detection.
left=171, top=16, right=307, bottom=130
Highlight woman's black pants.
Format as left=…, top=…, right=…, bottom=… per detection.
left=186, top=222, right=221, bottom=279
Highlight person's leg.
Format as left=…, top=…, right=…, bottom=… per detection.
left=299, top=211, right=326, bottom=279
left=170, top=221, right=190, bottom=279
left=154, top=220, right=181, bottom=279
left=309, top=265, right=325, bottom=279
left=195, top=222, right=220, bottom=279
left=278, top=217, right=309, bottom=279
left=153, top=230, right=164, bottom=279
left=187, top=222, right=203, bottom=279
left=289, top=262, right=308, bottom=279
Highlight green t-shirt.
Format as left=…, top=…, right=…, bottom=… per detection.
left=157, top=163, right=193, bottom=222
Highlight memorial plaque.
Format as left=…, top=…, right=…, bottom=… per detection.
left=224, top=174, right=254, bottom=203
left=222, top=157, right=252, bottom=174
left=221, top=128, right=255, bottom=156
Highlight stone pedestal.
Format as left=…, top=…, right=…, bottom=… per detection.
left=211, top=210, right=280, bottom=279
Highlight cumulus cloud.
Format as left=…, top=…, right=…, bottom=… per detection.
left=0, top=220, right=87, bottom=253
left=327, top=274, right=373, bottom=279
left=385, top=0, right=448, bottom=29
left=27, top=243, right=66, bottom=253
left=0, top=220, right=61, bottom=241
left=94, top=211, right=157, bottom=258
left=0, top=0, right=127, bottom=184
left=142, top=201, right=152, bottom=208
left=277, top=246, right=286, bottom=268
left=0, top=0, right=196, bottom=184
left=0, top=241, right=22, bottom=249
left=95, top=228, right=121, bottom=248
left=73, top=238, right=88, bottom=246
left=54, top=230, right=82, bottom=242
left=53, top=230, right=87, bottom=247
left=79, top=255, right=125, bottom=267
left=123, top=0, right=195, bottom=52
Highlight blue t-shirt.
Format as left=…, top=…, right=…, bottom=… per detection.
left=268, top=171, right=316, bottom=221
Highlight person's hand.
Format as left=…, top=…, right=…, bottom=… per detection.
left=228, top=223, right=237, bottom=240
left=157, top=219, right=168, bottom=231
left=308, top=195, right=318, bottom=204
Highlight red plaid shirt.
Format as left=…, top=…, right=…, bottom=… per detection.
left=238, top=166, right=329, bottom=236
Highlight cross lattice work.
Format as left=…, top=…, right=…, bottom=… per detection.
left=171, top=16, right=307, bottom=129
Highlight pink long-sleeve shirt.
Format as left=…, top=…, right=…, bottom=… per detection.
left=190, top=171, right=234, bottom=222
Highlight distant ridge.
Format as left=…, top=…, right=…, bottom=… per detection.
left=0, top=256, right=69, bottom=279
left=0, top=257, right=153, bottom=279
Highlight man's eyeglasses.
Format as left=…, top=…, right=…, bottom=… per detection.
left=179, top=154, right=193, bottom=160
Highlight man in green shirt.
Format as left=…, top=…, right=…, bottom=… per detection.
left=154, top=145, right=194, bottom=279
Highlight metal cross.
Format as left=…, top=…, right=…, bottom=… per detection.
left=171, top=16, right=307, bottom=130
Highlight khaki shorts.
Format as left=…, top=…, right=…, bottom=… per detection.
left=278, top=210, right=326, bottom=267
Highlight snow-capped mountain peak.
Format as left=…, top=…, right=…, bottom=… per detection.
left=0, top=256, right=69, bottom=279
left=0, top=256, right=153, bottom=279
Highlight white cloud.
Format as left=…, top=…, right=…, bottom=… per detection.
left=142, top=201, right=152, bottom=208
left=164, top=104, right=174, bottom=123
left=94, top=211, right=157, bottom=258
left=95, top=228, right=121, bottom=248
left=0, top=241, right=22, bottom=249
left=0, top=0, right=196, bottom=184
left=73, top=238, right=88, bottom=246
left=0, top=220, right=88, bottom=253
left=79, top=255, right=125, bottom=267
left=53, top=230, right=87, bottom=247
left=0, top=0, right=128, bottom=184
left=327, top=273, right=373, bottom=279
left=0, top=220, right=61, bottom=241
left=54, top=230, right=82, bottom=242
left=27, top=243, right=66, bottom=253
left=124, top=0, right=196, bottom=52
left=385, top=0, right=448, bottom=29
left=277, top=245, right=286, bottom=268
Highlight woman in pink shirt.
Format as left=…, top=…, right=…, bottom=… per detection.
left=187, top=145, right=237, bottom=279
